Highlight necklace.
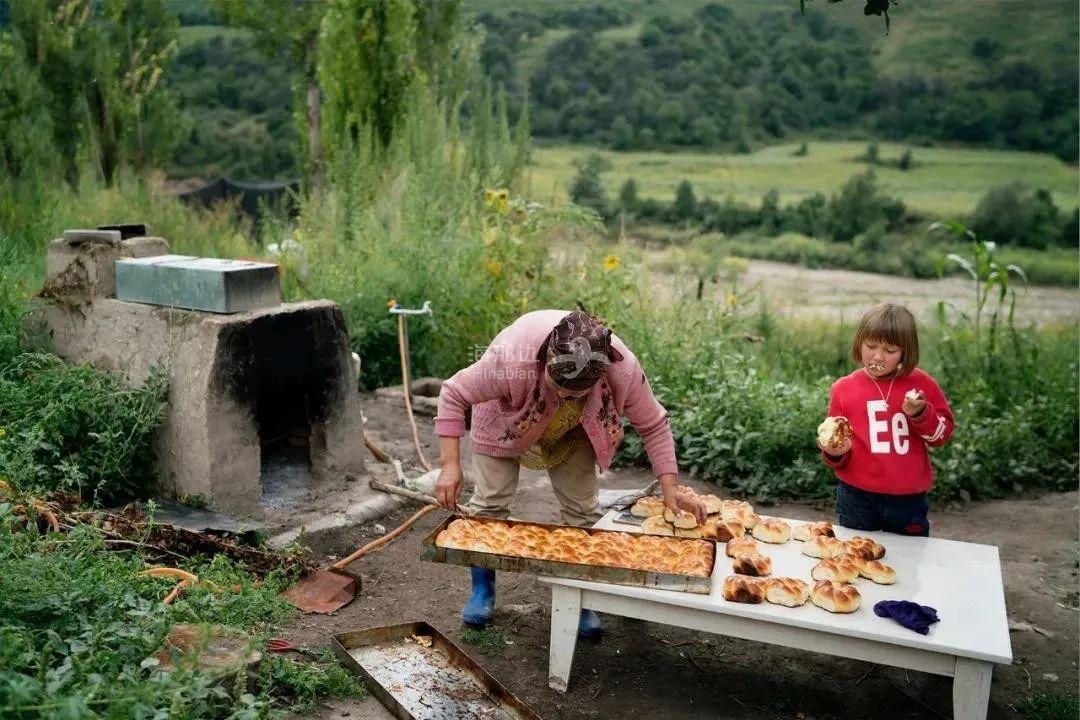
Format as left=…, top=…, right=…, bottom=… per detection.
left=864, top=367, right=897, bottom=405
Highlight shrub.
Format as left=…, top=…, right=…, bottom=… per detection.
left=0, top=354, right=168, bottom=503
left=971, top=182, right=1064, bottom=250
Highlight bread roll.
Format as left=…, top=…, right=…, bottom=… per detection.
left=700, top=494, right=724, bottom=515
left=550, top=527, right=588, bottom=541
left=843, top=536, right=886, bottom=560
left=703, top=516, right=745, bottom=542
left=722, top=575, right=765, bottom=604
left=434, top=529, right=470, bottom=550
left=731, top=551, right=772, bottom=577
left=676, top=485, right=698, bottom=497
left=810, top=580, right=861, bottom=613
left=664, top=507, right=699, bottom=529
left=674, top=526, right=704, bottom=539
left=726, top=536, right=758, bottom=558
left=750, top=517, right=791, bottom=544
left=721, top=500, right=759, bottom=529
left=791, top=521, right=835, bottom=542
left=851, top=557, right=897, bottom=584
left=641, top=515, right=675, bottom=536
left=764, top=578, right=810, bottom=607
left=630, top=496, right=665, bottom=518
left=817, top=416, right=853, bottom=448
left=811, top=557, right=859, bottom=584
left=801, top=535, right=845, bottom=559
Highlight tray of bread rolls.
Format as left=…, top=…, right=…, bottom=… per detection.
left=333, top=621, right=542, bottom=720
left=421, top=515, right=715, bottom=594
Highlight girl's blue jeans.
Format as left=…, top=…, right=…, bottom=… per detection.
left=835, top=482, right=930, bottom=537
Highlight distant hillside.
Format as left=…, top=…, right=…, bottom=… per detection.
left=468, top=0, right=1079, bottom=162
left=163, top=0, right=1078, bottom=178
left=165, top=1, right=299, bottom=180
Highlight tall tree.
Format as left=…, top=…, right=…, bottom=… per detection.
left=4, top=0, right=182, bottom=185
left=674, top=179, right=697, bottom=222
left=214, top=0, right=325, bottom=188
left=217, top=0, right=468, bottom=187
left=318, top=0, right=417, bottom=157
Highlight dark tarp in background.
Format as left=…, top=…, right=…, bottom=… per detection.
left=178, top=177, right=300, bottom=219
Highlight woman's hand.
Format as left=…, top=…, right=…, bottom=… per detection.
left=902, top=390, right=927, bottom=418
left=435, top=461, right=464, bottom=511
left=816, top=436, right=851, bottom=458
left=664, top=487, right=707, bottom=525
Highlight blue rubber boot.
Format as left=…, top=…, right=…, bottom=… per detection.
left=462, top=568, right=496, bottom=626
left=578, top=609, right=602, bottom=640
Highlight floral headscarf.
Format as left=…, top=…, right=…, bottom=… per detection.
left=538, top=310, right=624, bottom=391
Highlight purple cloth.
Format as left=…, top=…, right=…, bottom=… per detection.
left=873, top=600, right=940, bottom=635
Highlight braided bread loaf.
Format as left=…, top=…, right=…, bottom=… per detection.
left=722, top=575, right=765, bottom=604
left=703, top=516, right=745, bottom=542
left=764, top=577, right=810, bottom=607
left=664, top=507, right=699, bottom=529
left=721, top=500, right=759, bottom=529
left=810, top=579, right=861, bottom=613
left=801, top=535, right=846, bottom=559
left=811, top=556, right=860, bottom=584
left=699, top=494, right=724, bottom=514
left=641, top=515, right=675, bottom=536
left=630, top=496, right=665, bottom=518
left=751, top=517, right=791, bottom=544
left=791, top=521, right=835, bottom=542
left=849, top=556, right=897, bottom=584
left=726, top=536, right=758, bottom=558
left=731, top=551, right=772, bottom=577
left=842, top=536, right=887, bottom=560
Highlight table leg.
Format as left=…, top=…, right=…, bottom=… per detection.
left=952, top=657, right=993, bottom=720
left=548, top=584, right=582, bottom=692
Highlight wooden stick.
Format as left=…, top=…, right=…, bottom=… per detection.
left=369, top=479, right=438, bottom=506
left=332, top=504, right=439, bottom=570
left=363, top=432, right=391, bottom=463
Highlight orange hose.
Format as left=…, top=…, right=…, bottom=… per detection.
left=398, top=314, right=432, bottom=471
left=162, top=580, right=188, bottom=605
left=139, top=567, right=222, bottom=593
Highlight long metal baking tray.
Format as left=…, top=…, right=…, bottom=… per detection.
left=332, top=621, right=541, bottom=720
left=420, top=516, right=713, bottom=594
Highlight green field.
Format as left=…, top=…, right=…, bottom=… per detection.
left=176, top=24, right=249, bottom=46
left=526, top=141, right=1079, bottom=218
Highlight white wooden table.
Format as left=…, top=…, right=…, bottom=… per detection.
left=539, top=511, right=1012, bottom=720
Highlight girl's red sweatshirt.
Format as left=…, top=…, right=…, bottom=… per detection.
left=822, top=367, right=954, bottom=495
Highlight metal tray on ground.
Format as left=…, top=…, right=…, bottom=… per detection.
left=332, top=622, right=541, bottom=720
left=419, top=516, right=713, bottom=595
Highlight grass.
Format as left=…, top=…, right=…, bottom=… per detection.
left=0, top=511, right=365, bottom=718
left=527, top=141, right=1080, bottom=218
left=638, top=228, right=1080, bottom=287
left=176, top=24, right=250, bottom=47
left=1014, top=693, right=1080, bottom=720
left=460, top=626, right=508, bottom=655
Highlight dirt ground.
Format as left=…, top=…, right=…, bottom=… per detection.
left=649, top=256, right=1080, bottom=328
left=280, top=392, right=1079, bottom=720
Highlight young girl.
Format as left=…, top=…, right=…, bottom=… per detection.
left=817, top=303, right=954, bottom=536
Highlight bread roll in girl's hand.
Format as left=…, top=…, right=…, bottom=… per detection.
left=817, top=416, right=853, bottom=449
